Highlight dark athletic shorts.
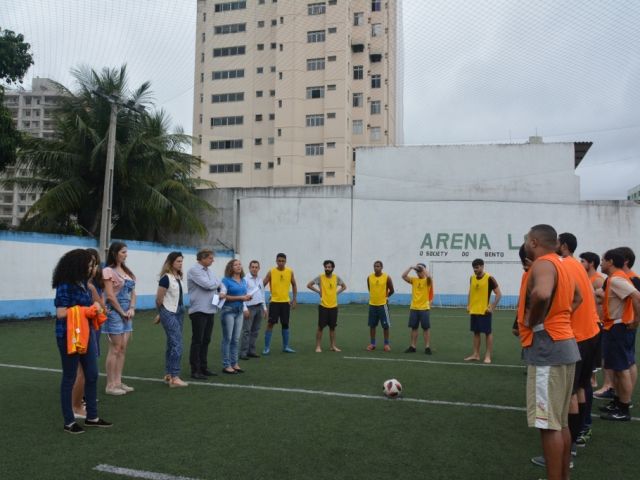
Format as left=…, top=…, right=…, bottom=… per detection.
left=573, top=333, right=600, bottom=393
left=318, top=305, right=338, bottom=329
left=603, top=324, right=634, bottom=371
left=470, top=313, right=492, bottom=334
left=368, top=304, right=390, bottom=329
left=268, top=301, right=290, bottom=327
left=408, top=309, right=430, bottom=330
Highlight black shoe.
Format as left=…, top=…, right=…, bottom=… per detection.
left=247, top=353, right=261, bottom=358
left=600, top=411, right=631, bottom=422
left=64, top=422, right=85, bottom=434
left=191, top=372, right=207, bottom=380
left=404, top=346, right=416, bottom=353
left=202, top=370, right=218, bottom=377
left=599, top=401, right=618, bottom=413
left=84, top=418, right=113, bottom=428
left=425, top=347, right=432, bottom=355
left=239, top=355, right=250, bottom=360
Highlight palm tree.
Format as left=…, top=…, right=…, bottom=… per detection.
left=5, top=65, right=214, bottom=241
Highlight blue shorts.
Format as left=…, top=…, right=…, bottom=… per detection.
left=368, top=305, right=390, bottom=329
left=470, top=313, right=492, bottom=334
left=603, top=324, right=634, bottom=371
left=408, top=310, right=430, bottom=330
left=625, top=328, right=637, bottom=362
left=102, top=309, right=133, bottom=335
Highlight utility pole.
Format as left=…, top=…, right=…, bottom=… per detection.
left=99, top=102, right=118, bottom=261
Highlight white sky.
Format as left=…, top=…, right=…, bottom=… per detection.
left=2, top=0, right=639, bottom=199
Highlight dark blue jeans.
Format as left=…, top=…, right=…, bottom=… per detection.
left=56, top=325, right=99, bottom=425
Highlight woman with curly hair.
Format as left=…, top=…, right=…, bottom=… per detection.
left=156, top=251, right=188, bottom=387
left=102, top=242, right=137, bottom=395
left=53, top=248, right=112, bottom=434
left=220, top=259, right=252, bottom=374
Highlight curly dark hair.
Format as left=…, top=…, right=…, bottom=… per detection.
left=86, top=248, right=105, bottom=290
left=52, top=249, right=93, bottom=288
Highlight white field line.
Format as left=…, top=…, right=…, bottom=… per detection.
left=93, top=464, right=201, bottom=480
left=342, top=355, right=525, bottom=369
left=2, top=362, right=638, bottom=421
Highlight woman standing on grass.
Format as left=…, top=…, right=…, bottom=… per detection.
left=220, top=259, right=251, bottom=374
left=102, top=242, right=136, bottom=396
left=53, top=249, right=112, bottom=434
left=156, top=251, right=188, bottom=387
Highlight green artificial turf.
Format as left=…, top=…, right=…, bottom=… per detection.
left=0, top=306, right=637, bottom=479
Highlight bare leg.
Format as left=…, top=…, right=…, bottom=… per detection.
left=540, top=427, right=571, bottom=480
left=315, top=328, right=323, bottom=352
left=595, top=368, right=614, bottom=394
left=329, top=329, right=340, bottom=351
left=483, top=333, right=493, bottom=363
left=615, top=370, right=633, bottom=403
left=423, top=328, right=430, bottom=348
left=630, top=364, right=637, bottom=391
left=409, top=329, right=418, bottom=348
left=465, top=333, right=481, bottom=361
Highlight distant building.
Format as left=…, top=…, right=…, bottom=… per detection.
left=628, top=184, right=640, bottom=201
left=193, top=0, right=403, bottom=188
left=1, top=78, right=64, bottom=227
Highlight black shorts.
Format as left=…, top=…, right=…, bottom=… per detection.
left=408, top=310, right=430, bottom=330
left=470, top=313, right=492, bottom=334
left=268, top=302, right=291, bottom=327
left=573, top=333, right=600, bottom=393
left=318, top=306, right=338, bottom=329
left=603, top=324, right=634, bottom=371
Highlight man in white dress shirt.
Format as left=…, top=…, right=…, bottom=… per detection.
left=240, top=260, right=267, bottom=360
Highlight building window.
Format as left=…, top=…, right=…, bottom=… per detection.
left=270, top=65, right=276, bottom=72
left=213, top=45, right=246, bottom=57
left=352, top=120, right=364, bottom=135
left=209, top=163, right=243, bottom=173
left=326, top=142, right=336, bottom=148
left=257, top=20, right=265, bottom=28
left=279, top=72, right=283, bottom=79
left=198, top=134, right=202, bottom=144
left=257, top=67, right=264, bottom=74
left=352, top=92, right=363, bottom=107
left=353, top=65, right=364, bottom=80
left=269, top=113, right=275, bottom=120
left=305, top=144, right=324, bottom=156
left=328, top=0, right=336, bottom=4
left=278, top=99, right=282, bottom=107
left=328, top=27, right=337, bottom=34
left=371, top=0, right=381, bottom=12
left=271, top=42, right=277, bottom=49
left=257, top=44, right=265, bottom=51
left=202, top=32, right=206, bottom=43
left=327, top=112, right=336, bottom=119
left=199, top=114, right=203, bottom=124
left=214, top=1, right=247, bottom=12
left=271, top=19, right=277, bottom=26
left=256, top=90, right=263, bottom=97
left=255, top=114, right=263, bottom=121
left=327, top=84, right=336, bottom=91
left=254, top=162, right=262, bottom=170
left=211, top=115, right=244, bottom=127
left=200, top=93, right=204, bottom=103
left=326, top=171, right=335, bottom=177
left=210, top=140, right=243, bottom=149
left=268, top=162, right=274, bottom=169
left=214, top=23, right=246, bottom=34
left=270, top=90, right=276, bottom=97
left=200, top=72, right=204, bottom=82
left=268, top=137, right=274, bottom=144
left=370, top=100, right=381, bottom=114
left=201, top=52, right=205, bottom=63
left=212, top=69, right=244, bottom=80
left=370, top=127, right=381, bottom=140
left=371, top=74, right=381, bottom=88
left=255, top=138, right=263, bottom=145
left=279, top=44, right=283, bottom=51
left=203, top=12, right=207, bottom=21
left=307, top=30, right=326, bottom=43
left=278, top=128, right=282, bottom=136
left=354, top=12, right=364, bottom=26
left=371, top=23, right=382, bottom=37
left=306, top=86, right=325, bottom=99
left=306, top=114, right=325, bottom=127
left=327, top=55, right=336, bottom=62
left=308, top=3, right=326, bottom=15
left=305, top=172, right=323, bottom=185
left=307, top=58, right=325, bottom=71
left=212, top=92, right=245, bottom=103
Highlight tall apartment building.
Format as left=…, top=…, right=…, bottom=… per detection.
left=193, top=0, right=403, bottom=188
left=1, top=78, right=63, bottom=226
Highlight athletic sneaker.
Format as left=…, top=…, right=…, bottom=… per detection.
left=366, top=344, right=376, bottom=351
left=598, top=401, right=618, bottom=413
left=593, top=387, right=615, bottom=399
left=571, top=443, right=577, bottom=457
left=84, top=418, right=113, bottom=428
left=425, top=347, right=432, bottom=355
left=262, top=347, right=270, bottom=355
left=600, top=411, right=631, bottom=422
left=63, top=422, right=85, bottom=435
left=383, top=344, right=391, bottom=352
left=283, top=346, right=296, bottom=353
left=404, top=346, right=416, bottom=353
left=576, top=428, right=591, bottom=447
left=531, top=456, right=573, bottom=469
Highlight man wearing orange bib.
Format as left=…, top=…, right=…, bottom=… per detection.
left=519, top=225, right=581, bottom=480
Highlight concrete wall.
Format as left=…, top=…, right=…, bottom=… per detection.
left=0, top=231, right=233, bottom=319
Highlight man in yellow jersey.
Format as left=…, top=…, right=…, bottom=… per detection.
left=401, top=263, right=434, bottom=354
left=307, top=260, right=347, bottom=353
left=262, top=253, right=298, bottom=354
left=366, top=260, right=395, bottom=351
left=465, top=258, right=502, bottom=364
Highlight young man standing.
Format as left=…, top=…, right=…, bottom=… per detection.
left=465, top=258, right=502, bottom=364
left=401, top=263, right=434, bottom=354
left=519, top=224, right=581, bottom=480
left=263, top=253, right=297, bottom=354
left=239, top=260, right=267, bottom=360
left=366, top=260, right=395, bottom=352
left=307, top=260, right=347, bottom=353
left=187, top=248, right=220, bottom=380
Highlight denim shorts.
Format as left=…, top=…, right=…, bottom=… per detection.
left=102, top=309, right=133, bottom=335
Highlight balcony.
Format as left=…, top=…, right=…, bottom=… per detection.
left=351, top=43, right=365, bottom=53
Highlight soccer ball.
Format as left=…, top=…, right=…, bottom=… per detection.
left=382, top=378, right=402, bottom=398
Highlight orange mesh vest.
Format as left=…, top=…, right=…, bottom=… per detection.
left=563, top=256, right=600, bottom=342
left=519, top=254, right=575, bottom=348
left=602, top=270, right=634, bottom=330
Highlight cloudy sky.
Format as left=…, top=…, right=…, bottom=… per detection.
left=2, top=0, right=639, bottom=199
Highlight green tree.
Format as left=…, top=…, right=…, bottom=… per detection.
left=0, top=28, right=34, bottom=171
left=6, top=65, right=214, bottom=241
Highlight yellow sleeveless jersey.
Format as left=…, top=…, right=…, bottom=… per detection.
left=319, top=274, right=339, bottom=308
left=270, top=267, right=292, bottom=302
left=469, top=273, right=491, bottom=314
left=368, top=273, right=388, bottom=306
left=410, top=277, right=431, bottom=310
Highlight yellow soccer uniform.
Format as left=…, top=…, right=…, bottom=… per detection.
left=270, top=267, right=292, bottom=302
left=409, top=276, right=431, bottom=310
left=368, top=273, right=389, bottom=306
left=468, top=273, right=494, bottom=314
left=317, top=274, right=344, bottom=308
